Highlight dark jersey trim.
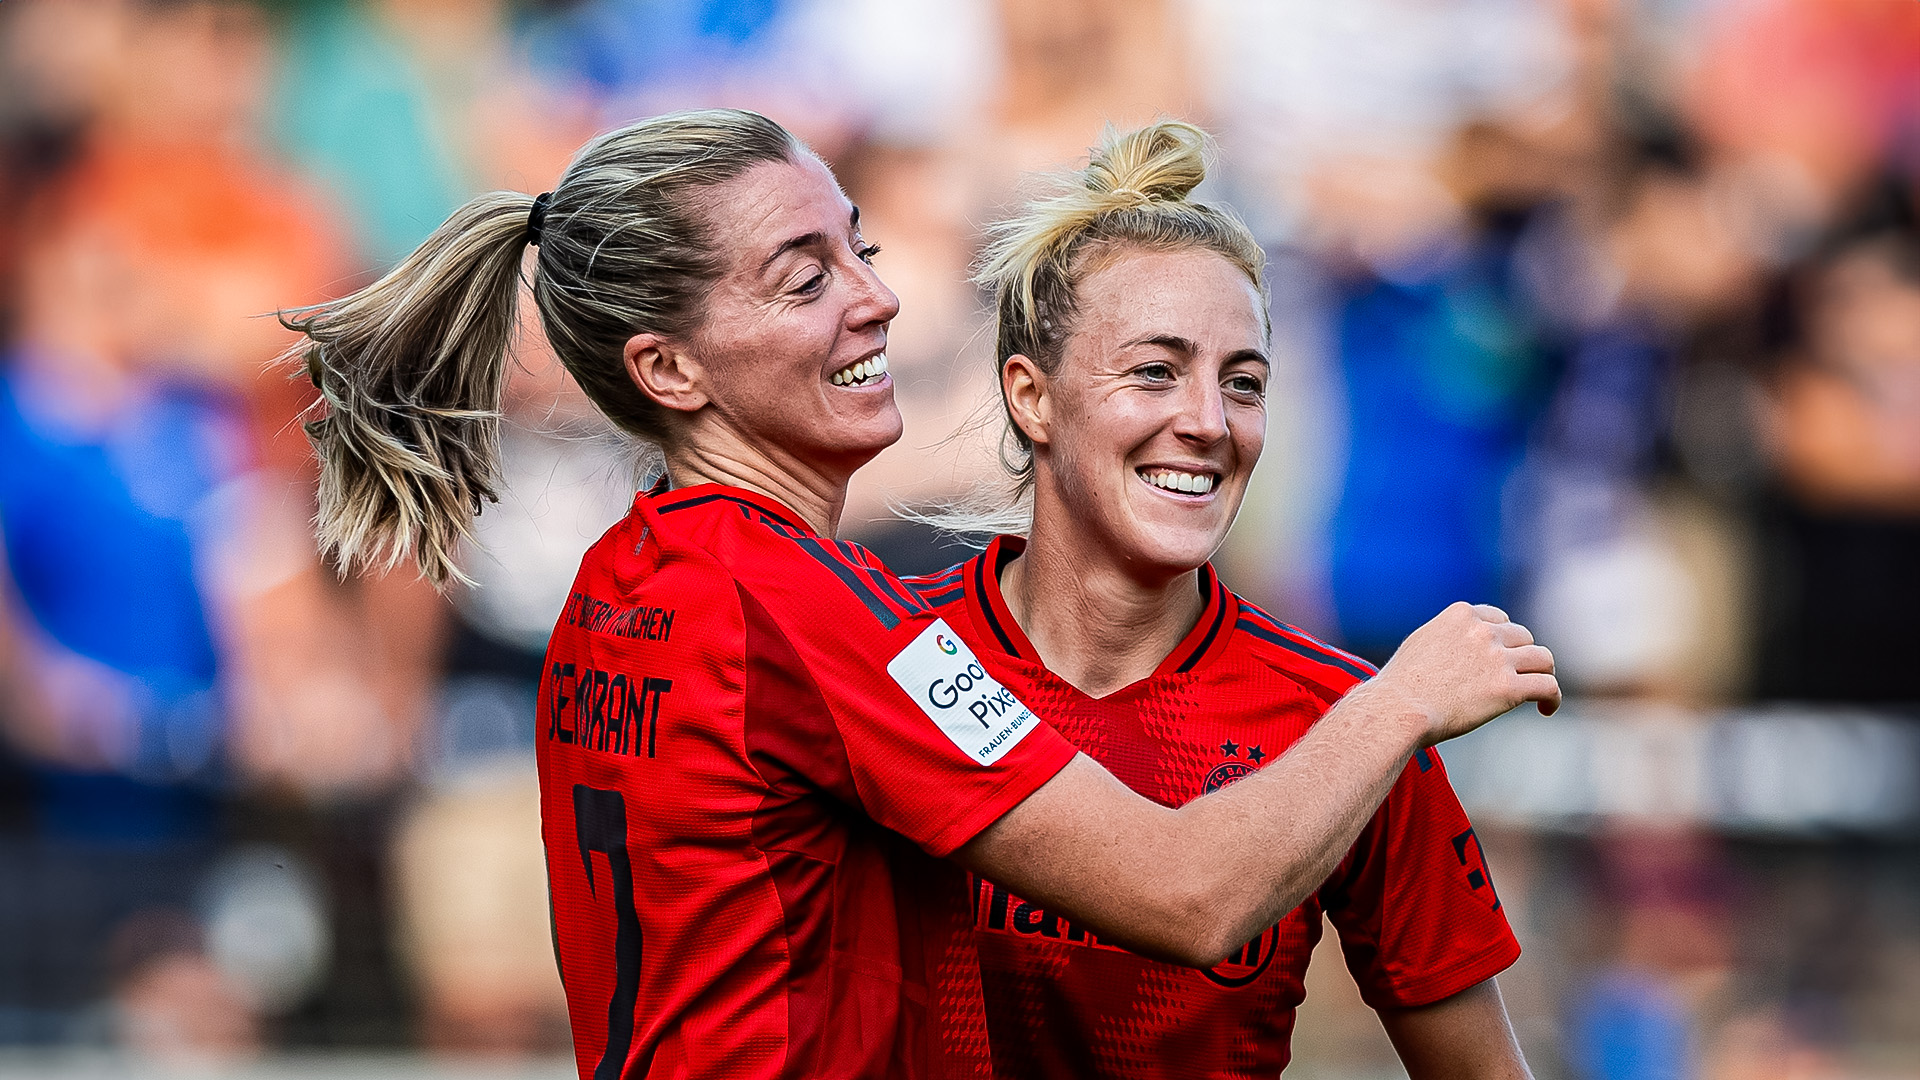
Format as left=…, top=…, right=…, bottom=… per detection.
left=972, top=552, right=1023, bottom=658
left=657, top=491, right=806, bottom=534
left=1175, top=576, right=1231, bottom=674
left=786, top=535, right=902, bottom=630
left=688, top=506, right=915, bottom=630
left=1234, top=615, right=1374, bottom=681
left=915, top=586, right=967, bottom=609
left=1239, top=603, right=1375, bottom=670
left=904, top=561, right=968, bottom=608
left=903, top=562, right=968, bottom=608
left=835, top=540, right=926, bottom=616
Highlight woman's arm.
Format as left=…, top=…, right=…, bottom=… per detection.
left=1378, top=978, right=1533, bottom=1080
left=956, top=601, right=1556, bottom=967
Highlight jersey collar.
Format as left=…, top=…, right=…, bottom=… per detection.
left=968, top=534, right=1238, bottom=678
left=646, top=482, right=816, bottom=536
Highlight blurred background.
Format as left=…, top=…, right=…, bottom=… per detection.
left=0, top=0, right=1916, bottom=1076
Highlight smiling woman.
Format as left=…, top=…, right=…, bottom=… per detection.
left=278, top=109, right=1556, bottom=1080
left=909, top=120, right=1536, bottom=1080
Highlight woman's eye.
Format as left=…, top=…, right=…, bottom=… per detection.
left=796, top=271, right=827, bottom=295
left=856, top=243, right=882, bottom=264
left=1138, top=363, right=1175, bottom=383
left=1227, top=375, right=1265, bottom=395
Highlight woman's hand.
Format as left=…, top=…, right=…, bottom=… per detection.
left=1362, top=602, right=1560, bottom=747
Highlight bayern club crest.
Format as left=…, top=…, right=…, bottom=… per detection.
left=1202, top=737, right=1266, bottom=794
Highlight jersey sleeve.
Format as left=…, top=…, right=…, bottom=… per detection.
left=1318, top=747, right=1521, bottom=1009
left=739, top=582, right=1077, bottom=859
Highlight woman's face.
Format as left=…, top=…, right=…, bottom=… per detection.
left=680, top=154, right=903, bottom=479
left=1020, top=247, right=1269, bottom=578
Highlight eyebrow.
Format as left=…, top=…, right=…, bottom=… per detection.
left=1125, top=334, right=1271, bottom=366
left=759, top=206, right=861, bottom=274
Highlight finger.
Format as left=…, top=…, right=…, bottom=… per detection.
left=1470, top=603, right=1510, bottom=623
left=1510, top=643, right=1554, bottom=675
left=1513, top=672, right=1561, bottom=714
left=1495, top=620, right=1535, bottom=647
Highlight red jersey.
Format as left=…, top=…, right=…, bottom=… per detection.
left=538, top=487, right=1077, bottom=1080
left=904, top=537, right=1520, bottom=1080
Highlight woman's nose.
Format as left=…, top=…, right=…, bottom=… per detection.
left=1173, top=379, right=1230, bottom=444
left=847, top=258, right=901, bottom=329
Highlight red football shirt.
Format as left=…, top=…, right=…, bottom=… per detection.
left=538, top=487, right=1078, bottom=1080
left=905, top=537, right=1520, bottom=1080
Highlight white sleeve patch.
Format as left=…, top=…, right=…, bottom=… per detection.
left=887, top=619, right=1041, bottom=767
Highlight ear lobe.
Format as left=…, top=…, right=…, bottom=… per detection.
left=1001, top=354, right=1050, bottom=447
left=624, top=333, right=708, bottom=413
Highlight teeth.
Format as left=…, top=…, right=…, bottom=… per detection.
left=831, top=353, right=889, bottom=386
left=1143, top=469, right=1216, bottom=495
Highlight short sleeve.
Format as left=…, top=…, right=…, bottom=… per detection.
left=739, top=586, right=1077, bottom=858
left=1319, top=748, right=1521, bottom=1010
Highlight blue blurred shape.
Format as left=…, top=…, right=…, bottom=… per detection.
left=527, top=0, right=789, bottom=94
left=1568, top=972, right=1692, bottom=1080
left=1328, top=234, right=1550, bottom=657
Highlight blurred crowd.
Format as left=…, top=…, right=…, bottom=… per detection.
left=0, top=0, right=1915, bottom=1075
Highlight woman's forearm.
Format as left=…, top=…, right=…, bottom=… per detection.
left=957, top=678, right=1423, bottom=965
left=1379, top=978, right=1533, bottom=1080
left=957, top=602, right=1556, bottom=966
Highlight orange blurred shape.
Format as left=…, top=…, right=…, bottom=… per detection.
left=1689, top=0, right=1920, bottom=208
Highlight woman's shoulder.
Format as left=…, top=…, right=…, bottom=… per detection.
left=1227, top=597, right=1379, bottom=698
left=636, top=489, right=939, bottom=643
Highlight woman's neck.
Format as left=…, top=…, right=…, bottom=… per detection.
left=1000, top=518, right=1206, bottom=699
left=663, top=419, right=856, bottom=536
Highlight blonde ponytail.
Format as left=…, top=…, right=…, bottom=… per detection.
left=283, top=191, right=532, bottom=587
left=924, top=120, right=1266, bottom=535
left=281, top=109, right=800, bottom=587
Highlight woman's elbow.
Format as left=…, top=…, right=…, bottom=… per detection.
left=1147, top=884, right=1256, bottom=968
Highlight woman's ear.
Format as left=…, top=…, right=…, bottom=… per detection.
left=1001, top=354, right=1051, bottom=448
left=625, top=333, right=708, bottom=413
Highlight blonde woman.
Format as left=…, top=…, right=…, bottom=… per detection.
left=282, top=109, right=1555, bottom=1079
left=908, top=122, right=1534, bottom=1079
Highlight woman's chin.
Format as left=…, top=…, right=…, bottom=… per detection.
left=817, top=417, right=905, bottom=473
left=1123, top=524, right=1231, bottom=578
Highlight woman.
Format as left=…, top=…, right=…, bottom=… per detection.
left=282, top=109, right=1556, bottom=1079
left=910, top=121, right=1532, bottom=1078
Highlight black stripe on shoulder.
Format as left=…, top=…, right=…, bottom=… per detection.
left=1175, top=584, right=1230, bottom=674
left=654, top=491, right=735, bottom=515
left=657, top=492, right=805, bottom=533
left=972, top=553, right=1022, bottom=658
left=1238, top=605, right=1378, bottom=674
left=836, top=539, right=926, bottom=616
left=903, top=563, right=967, bottom=605
left=791, top=535, right=900, bottom=630
left=1234, top=617, right=1373, bottom=681
left=914, top=585, right=967, bottom=609
left=904, top=563, right=967, bottom=590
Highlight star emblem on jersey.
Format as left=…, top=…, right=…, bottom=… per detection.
left=1203, top=737, right=1258, bottom=794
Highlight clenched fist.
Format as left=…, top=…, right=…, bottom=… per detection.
left=1364, top=602, right=1560, bottom=747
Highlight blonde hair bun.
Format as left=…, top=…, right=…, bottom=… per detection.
left=1082, top=120, right=1209, bottom=209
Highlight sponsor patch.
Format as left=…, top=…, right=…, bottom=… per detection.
left=887, top=620, right=1040, bottom=766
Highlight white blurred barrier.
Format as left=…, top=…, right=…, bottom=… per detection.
left=1441, top=703, right=1920, bottom=835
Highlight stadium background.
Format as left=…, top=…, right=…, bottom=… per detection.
left=0, top=0, right=1917, bottom=1076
